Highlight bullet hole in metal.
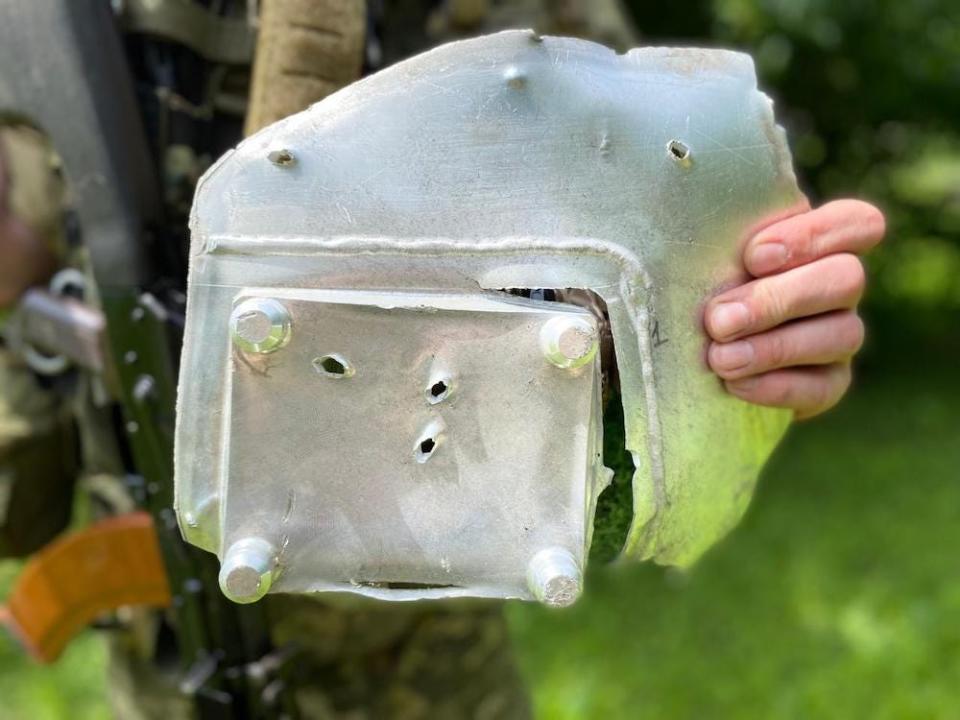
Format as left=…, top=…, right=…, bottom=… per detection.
left=267, top=148, right=296, bottom=167
left=429, top=381, right=448, bottom=401
left=667, top=139, right=692, bottom=165
left=313, top=354, right=353, bottom=378
left=416, top=437, right=438, bottom=463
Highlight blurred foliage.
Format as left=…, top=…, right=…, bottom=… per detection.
left=629, top=0, right=960, bottom=324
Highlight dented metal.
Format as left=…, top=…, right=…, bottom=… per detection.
left=175, top=30, right=801, bottom=605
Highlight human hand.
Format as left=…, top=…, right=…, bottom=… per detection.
left=705, top=200, right=886, bottom=419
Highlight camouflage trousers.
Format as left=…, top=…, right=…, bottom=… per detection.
left=108, top=596, right=531, bottom=720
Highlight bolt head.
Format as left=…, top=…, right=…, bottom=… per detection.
left=219, top=538, right=276, bottom=604
left=540, top=316, right=598, bottom=369
left=230, top=298, right=291, bottom=354
left=527, top=547, right=582, bottom=608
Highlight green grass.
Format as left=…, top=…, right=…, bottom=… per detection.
left=509, top=360, right=960, bottom=719
left=1, top=357, right=957, bottom=719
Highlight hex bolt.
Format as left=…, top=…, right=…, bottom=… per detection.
left=539, top=316, right=599, bottom=369
left=527, top=547, right=582, bottom=608
left=219, top=538, right=277, bottom=604
left=229, top=298, right=291, bottom=354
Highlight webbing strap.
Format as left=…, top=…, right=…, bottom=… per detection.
left=121, top=0, right=255, bottom=65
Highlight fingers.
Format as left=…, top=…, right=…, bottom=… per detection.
left=708, top=310, right=864, bottom=380
left=744, top=199, right=885, bottom=277
left=705, top=200, right=883, bottom=418
left=705, top=253, right=865, bottom=343
left=724, top=362, right=852, bottom=420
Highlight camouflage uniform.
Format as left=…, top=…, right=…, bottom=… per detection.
left=0, top=2, right=638, bottom=718
left=0, top=125, right=77, bottom=560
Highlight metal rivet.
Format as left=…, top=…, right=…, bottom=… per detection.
left=504, top=66, right=527, bottom=90
left=540, top=316, right=599, bottom=369
left=527, top=547, right=582, bottom=608
left=267, top=148, right=296, bottom=167
left=219, top=538, right=276, bottom=604
left=230, top=298, right=291, bottom=354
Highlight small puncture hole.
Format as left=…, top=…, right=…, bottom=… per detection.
left=667, top=139, right=691, bottom=164
left=416, top=437, right=438, bottom=463
left=313, top=355, right=354, bottom=378
left=321, top=357, right=345, bottom=375
left=268, top=148, right=296, bottom=166
left=425, top=378, right=452, bottom=404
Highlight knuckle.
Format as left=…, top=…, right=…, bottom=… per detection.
left=762, top=331, right=789, bottom=369
left=750, top=279, right=784, bottom=327
left=793, top=217, right=820, bottom=261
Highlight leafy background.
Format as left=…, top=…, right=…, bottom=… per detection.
left=1, top=1, right=958, bottom=717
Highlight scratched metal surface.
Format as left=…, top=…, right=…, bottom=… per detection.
left=176, top=30, right=801, bottom=603
left=223, top=289, right=604, bottom=600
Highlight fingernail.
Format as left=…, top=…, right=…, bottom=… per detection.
left=726, top=376, right=759, bottom=394
left=711, top=340, right=754, bottom=371
left=709, top=302, right=750, bottom=339
left=748, top=242, right=787, bottom=274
